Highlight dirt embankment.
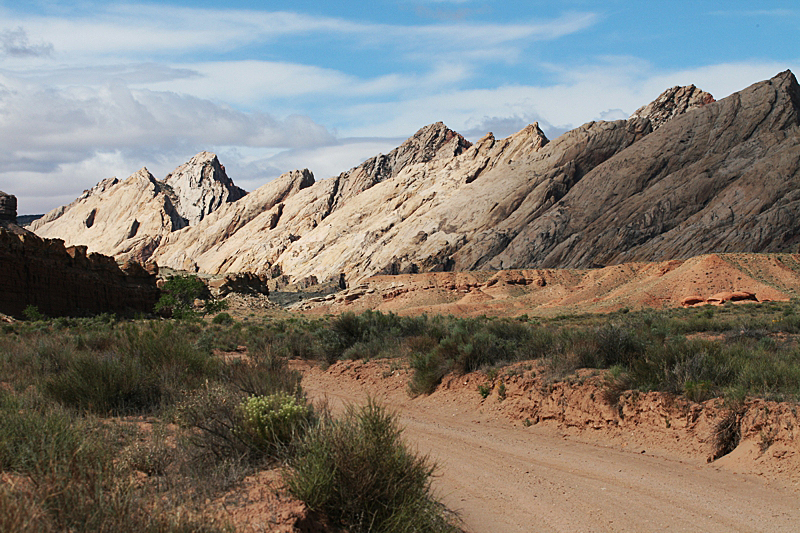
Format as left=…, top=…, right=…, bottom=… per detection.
left=298, top=359, right=800, bottom=533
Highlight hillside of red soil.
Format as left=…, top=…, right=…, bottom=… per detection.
left=293, top=253, right=800, bottom=317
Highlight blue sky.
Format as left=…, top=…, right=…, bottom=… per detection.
left=0, top=1, right=798, bottom=213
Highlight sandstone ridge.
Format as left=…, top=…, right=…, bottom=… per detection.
left=31, top=71, right=800, bottom=288
left=31, top=152, right=246, bottom=263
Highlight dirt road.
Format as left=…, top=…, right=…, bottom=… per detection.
left=299, top=362, right=800, bottom=533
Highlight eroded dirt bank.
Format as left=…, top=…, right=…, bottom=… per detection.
left=297, top=359, right=800, bottom=533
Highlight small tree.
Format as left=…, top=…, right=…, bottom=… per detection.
left=155, top=275, right=227, bottom=319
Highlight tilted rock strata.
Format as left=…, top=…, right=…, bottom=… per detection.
left=32, top=169, right=188, bottom=263
left=0, top=228, right=159, bottom=318
left=630, top=84, right=715, bottom=130
left=490, top=70, right=800, bottom=270
left=31, top=71, right=800, bottom=286
left=150, top=122, right=473, bottom=276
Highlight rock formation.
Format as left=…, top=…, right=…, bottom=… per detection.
left=630, top=84, right=715, bottom=130
left=489, top=70, right=800, bottom=270
left=1, top=191, right=159, bottom=318
left=31, top=71, right=800, bottom=286
left=149, top=122, right=472, bottom=275
left=163, top=151, right=246, bottom=225
left=0, top=191, right=17, bottom=223
left=31, top=152, right=246, bottom=263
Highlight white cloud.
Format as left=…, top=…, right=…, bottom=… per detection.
left=0, top=27, right=53, bottom=58
left=2, top=5, right=596, bottom=67
left=0, top=3, right=794, bottom=220
left=324, top=59, right=800, bottom=139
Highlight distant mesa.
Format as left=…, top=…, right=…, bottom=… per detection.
left=27, top=70, right=800, bottom=291
left=17, top=214, right=44, bottom=227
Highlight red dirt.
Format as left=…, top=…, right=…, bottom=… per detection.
left=296, top=359, right=800, bottom=533
left=294, top=253, right=800, bottom=317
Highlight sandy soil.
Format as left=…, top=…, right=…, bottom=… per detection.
left=297, top=360, right=800, bottom=533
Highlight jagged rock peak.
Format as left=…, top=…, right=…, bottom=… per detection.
left=284, top=168, right=316, bottom=190
left=130, top=167, right=157, bottom=183
left=329, top=122, right=473, bottom=210
left=510, top=122, right=549, bottom=149
left=393, top=121, right=473, bottom=163
left=630, top=84, right=715, bottom=130
left=0, top=191, right=17, bottom=223
left=163, top=151, right=247, bottom=226
left=772, top=69, right=800, bottom=120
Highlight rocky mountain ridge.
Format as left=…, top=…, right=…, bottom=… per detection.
left=29, top=71, right=800, bottom=286
left=31, top=153, right=245, bottom=262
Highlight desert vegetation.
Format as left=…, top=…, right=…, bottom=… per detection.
left=0, top=314, right=457, bottom=532
left=2, top=299, right=799, bottom=531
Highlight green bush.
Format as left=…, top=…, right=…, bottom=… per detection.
left=408, top=351, right=451, bottom=397
left=44, top=323, right=219, bottom=415
left=176, top=353, right=305, bottom=461
left=287, top=400, right=457, bottom=533
left=236, top=392, right=312, bottom=455
left=22, top=305, right=46, bottom=321
left=155, top=275, right=227, bottom=319
left=212, top=312, right=235, bottom=325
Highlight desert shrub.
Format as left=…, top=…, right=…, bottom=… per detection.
left=155, top=275, right=207, bottom=319
left=176, top=352, right=306, bottom=461
left=594, top=322, right=646, bottom=367
left=712, top=406, right=744, bottom=460
left=408, top=351, right=451, bottom=397
left=601, top=365, right=631, bottom=406
left=236, top=392, right=312, bottom=456
left=497, top=381, right=506, bottom=401
left=287, top=400, right=457, bottom=533
left=22, top=305, right=46, bottom=321
left=212, top=312, right=234, bottom=325
left=155, top=275, right=227, bottom=319
left=0, top=391, right=228, bottom=533
left=43, top=353, right=160, bottom=414
left=174, top=384, right=251, bottom=460
left=119, top=425, right=174, bottom=477
left=223, top=354, right=303, bottom=399
left=44, top=323, right=219, bottom=415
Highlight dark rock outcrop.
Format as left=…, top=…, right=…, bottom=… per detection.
left=0, top=191, right=17, bottom=223
left=0, top=228, right=159, bottom=318
left=206, top=273, right=270, bottom=297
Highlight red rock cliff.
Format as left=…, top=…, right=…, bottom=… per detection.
left=1, top=194, right=159, bottom=318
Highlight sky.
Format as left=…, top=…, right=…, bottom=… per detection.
left=0, top=1, right=798, bottom=214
